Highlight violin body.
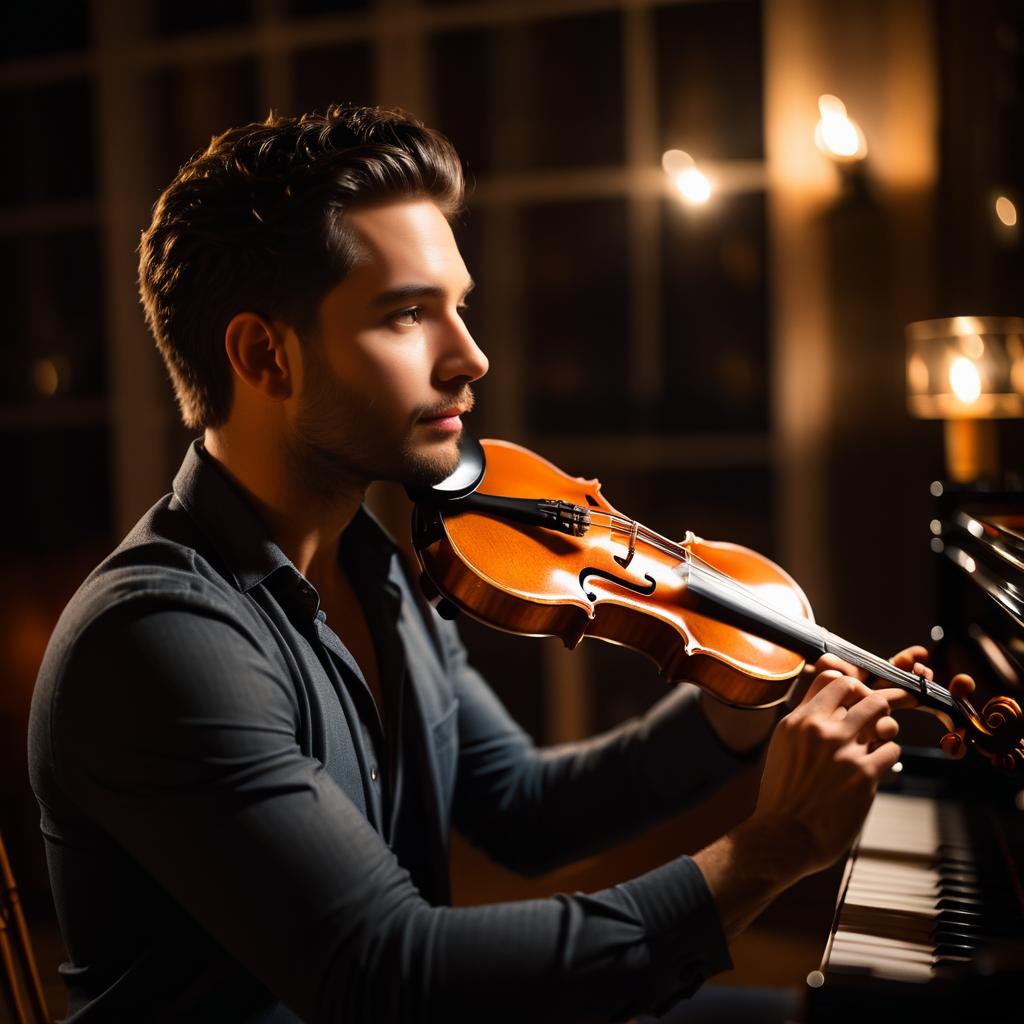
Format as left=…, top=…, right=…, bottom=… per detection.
left=413, top=439, right=811, bottom=710
left=411, top=435, right=1024, bottom=770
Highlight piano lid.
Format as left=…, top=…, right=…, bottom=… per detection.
left=952, top=509, right=1024, bottom=574
left=942, top=543, right=1023, bottom=630
left=940, top=508, right=1024, bottom=632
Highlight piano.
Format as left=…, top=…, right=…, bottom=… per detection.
left=804, top=483, right=1024, bottom=1021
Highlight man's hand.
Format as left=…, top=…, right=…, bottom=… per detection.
left=693, top=668, right=905, bottom=938
left=750, top=669, right=903, bottom=878
left=811, top=644, right=976, bottom=709
left=693, top=648, right=979, bottom=941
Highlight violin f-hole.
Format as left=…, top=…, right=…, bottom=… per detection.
left=579, top=566, right=656, bottom=602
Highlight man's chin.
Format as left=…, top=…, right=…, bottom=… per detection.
left=399, top=436, right=463, bottom=489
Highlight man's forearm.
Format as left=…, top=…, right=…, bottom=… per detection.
left=691, top=816, right=805, bottom=940
left=699, top=690, right=779, bottom=756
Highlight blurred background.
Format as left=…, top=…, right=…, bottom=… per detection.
left=2, top=0, right=1023, bottom=1017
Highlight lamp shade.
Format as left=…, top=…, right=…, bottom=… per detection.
left=906, top=315, right=1024, bottom=419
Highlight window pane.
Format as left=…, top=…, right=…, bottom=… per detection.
left=1, top=1, right=90, bottom=59
left=155, top=0, right=254, bottom=37
left=287, top=0, right=372, bottom=15
left=153, top=59, right=262, bottom=185
left=430, top=27, right=489, bottom=179
left=0, top=79, right=95, bottom=206
left=2, top=426, right=112, bottom=552
left=993, top=2, right=1024, bottom=311
left=430, top=11, right=624, bottom=175
left=522, top=199, right=630, bottom=434
left=655, top=0, right=764, bottom=161
left=291, top=42, right=375, bottom=115
left=660, top=192, right=769, bottom=432
left=0, top=229, right=106, bottom=403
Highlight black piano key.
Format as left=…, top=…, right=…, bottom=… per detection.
left=936, top=896, right=983, bottom=913
left=934, top=941, right=977, bottom=956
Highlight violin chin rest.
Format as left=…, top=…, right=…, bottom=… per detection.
left=405, top=430, right=487, bottom=505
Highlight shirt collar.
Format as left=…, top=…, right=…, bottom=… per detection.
left=171, top=439, right=400, bottom=595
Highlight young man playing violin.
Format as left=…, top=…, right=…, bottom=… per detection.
left=29, top=105, right=974, bottom=1023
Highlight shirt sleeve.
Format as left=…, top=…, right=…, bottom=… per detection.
left=442, top=615, right=761, bottom=876
left=47, top=594, right=731, bottom=1024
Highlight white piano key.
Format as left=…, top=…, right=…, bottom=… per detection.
left=816, top=789, right=981, bottom=987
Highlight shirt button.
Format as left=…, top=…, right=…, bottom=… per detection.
left=370, top=766, right=379, bottom=782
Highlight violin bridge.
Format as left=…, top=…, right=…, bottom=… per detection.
left=613, top=519, right=640, bottom=569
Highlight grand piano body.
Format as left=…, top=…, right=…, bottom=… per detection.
left=804, top=484, right=1024, bottom=1021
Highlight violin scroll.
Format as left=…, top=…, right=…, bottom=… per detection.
left=941, top=694, right=1024, bottom=773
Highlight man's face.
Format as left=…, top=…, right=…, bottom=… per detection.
left=285, top=199, right=487, bottom=493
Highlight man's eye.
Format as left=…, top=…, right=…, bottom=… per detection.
left=457, top=304, right=470, bottom=318
left=392, top=307, right=422, bottom=326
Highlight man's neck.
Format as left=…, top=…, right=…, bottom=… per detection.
left=203, top=426, right=367, bottom=585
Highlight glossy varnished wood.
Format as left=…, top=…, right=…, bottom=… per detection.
left=416, top=439, right=812, bottom=709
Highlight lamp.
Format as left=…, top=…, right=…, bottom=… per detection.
left=906, top=315, right=1024, bottom=482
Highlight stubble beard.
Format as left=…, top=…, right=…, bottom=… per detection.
left=287, top=358, right=464, bottom=504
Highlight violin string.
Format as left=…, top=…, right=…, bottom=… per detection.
left=678, top=549, right=943, bottom=698
left=587, top=507, right=937, bottom=696
left=588, top=509, right=820, bottom=637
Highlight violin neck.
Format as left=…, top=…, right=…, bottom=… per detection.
left=684, top=564, right=956, bottom=714
left=818, top=631, right=956, bottom=714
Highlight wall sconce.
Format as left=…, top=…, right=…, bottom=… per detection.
left=906, top=315, right=1024, bottom=481
left=813, top=94, right=867, bottom=164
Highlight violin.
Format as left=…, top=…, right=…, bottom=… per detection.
left=406, top=434, right=1024, bottom=773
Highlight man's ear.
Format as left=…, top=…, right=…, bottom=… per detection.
left=223, top=312, right=294, bottom=401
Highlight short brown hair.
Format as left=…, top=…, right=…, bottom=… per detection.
left=138, top=105, right=465, bottom=429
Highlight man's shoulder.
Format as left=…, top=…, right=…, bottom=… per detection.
left=50, top=493, right=245, bottom=656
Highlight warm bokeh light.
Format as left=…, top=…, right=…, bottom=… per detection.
left=32, top=357, right=60, bottom=397
left=962, top=333, right=985, bottom=359
left=675, top=167, right=711, bottom=204
left=995, top=195, right=1018, bottom=227
left=948, top=356, right=982, bottom=405
left=661, top=148, right=691, bottom=176
left=662, top=148, right=712, bottom=204
left=813, top=94, right=867, bottom=161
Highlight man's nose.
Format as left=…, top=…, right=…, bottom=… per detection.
left=436, top=312, right=489, bottom=383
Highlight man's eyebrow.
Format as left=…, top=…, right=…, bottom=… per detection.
left=368, top=279, right=476, bottom=308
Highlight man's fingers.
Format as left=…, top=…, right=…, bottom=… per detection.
left=949, top=673, right=976, bottom=700
left=814, top=647, right=933, bottom=695
left=802, top=674, right=871, bottom=716
left=842, top=691, right=892, bottom=735
left=859, top=713, right=899, bottom=747
left=890, top=645, right=929, bottom=670
left=873, top=684, right=918, bottom=712
left=861, top=740, right=902, bottom=777
left=814, top=653, right=866, bottom=682
left=801, top=668, right=843, bottom=703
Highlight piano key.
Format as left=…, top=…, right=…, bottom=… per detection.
left=807, top=775, right=1024, bottom=1022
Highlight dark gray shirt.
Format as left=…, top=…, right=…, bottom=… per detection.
left=29, top=440, right=748, bottom=1023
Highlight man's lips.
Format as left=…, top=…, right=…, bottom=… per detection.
left=419, top=408, right=465, bottom=432
left=420, top=407, right=465, bottom=421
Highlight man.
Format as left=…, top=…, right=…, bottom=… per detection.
left=28, top=105, right=970, bottom=1023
